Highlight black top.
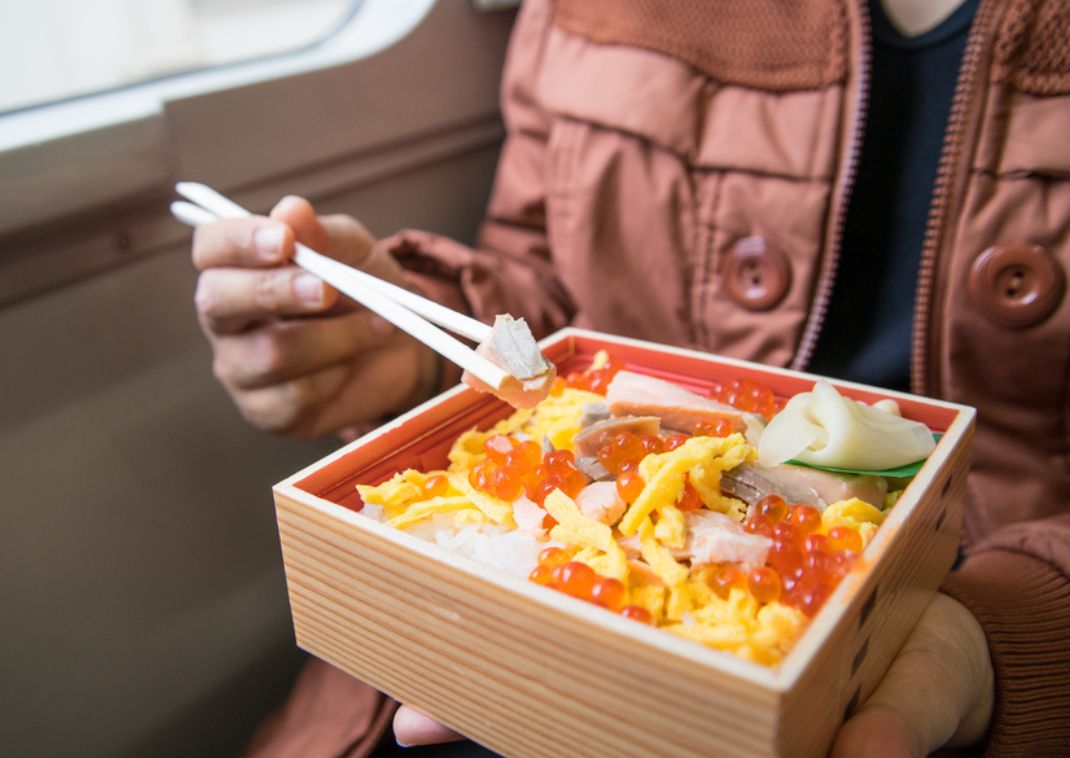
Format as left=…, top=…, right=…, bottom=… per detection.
left=805, top=0, right=979, bottom=391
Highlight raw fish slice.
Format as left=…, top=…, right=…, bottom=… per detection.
left=619, top=512, right=771, bottom=568
left=512, top=495, right=548, bottom=536
left=684, top=511, right=771, bottom=568
left=580, top=402, right=610, bottom=428
left=573, top=415, right=662, bottom=458
left=575, top=482, right=627, bottom=526
left=575, top=456, right=612, bottom=481
left=482, top=315, right=555, bottom=379
left=720, top=462, right=888, bottom=510
left=462, top=315, right=556, bottom=408
left=605, top=371, right=744, bottom=434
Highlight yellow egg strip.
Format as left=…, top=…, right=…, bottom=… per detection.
left=628, top=585, right=666, bottom=619
left=637, top=518, right=689, bottom=588
left=386, top=497, right=482, bottom=530
left=620, top=434, right=751, bottom=537
left=449, top=473, right=513, bottom=525
left=821, top=497, right=885, bottom=548
left=356, top=470, right=426, bottom=507
left=545, top=489, right=615, bottom=552
left=653, top=503, right=687, bottom=548
left=544, top=489, right=629, bottom=580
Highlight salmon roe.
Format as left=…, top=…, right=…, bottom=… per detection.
left=421, top=474, right=449, bottom=498
left=538, top=546, right=569, bottom=567
left=597, top=431, right=647, bottom=475
left=526, top=449, right=588, bottom=505
left=693, top=417, right=737, bottom=438
left=552, top=561, right=597, bottom=600
left=564, top=356, right=624, bottom=395
left=786, top=504, right=821, bottom=534
left=676, top=476, right=702, bottom=511
left=747, top=567, right=783, bottom=604
left=663, top=433, right=690, bottom=451
left=590, top=578, right=626, bottom=612
left=708, top=563, right=744, bottom=599
left=827, top=526, right=863, bottom=554
left=709, top=378, right=783, bottom=418
left=616, top=470, right=645, bottom=503
left=528, top=564, right=554, bottom=585
left=620, top=605, right=653, bottom=624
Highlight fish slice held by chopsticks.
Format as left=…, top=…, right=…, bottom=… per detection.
left=171, top=183, right=555, bottom=408
left=464, top=315, right=557, bottom=408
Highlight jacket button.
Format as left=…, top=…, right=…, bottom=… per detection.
left=722, top=235, right=791, bottom=311
left=967, top=242, right=1065, bottom=328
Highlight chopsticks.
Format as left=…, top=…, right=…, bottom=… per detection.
left=171, top=182, right=509, bottom=390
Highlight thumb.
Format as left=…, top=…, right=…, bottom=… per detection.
left=270, top=195, right=331, bottom=254
left=393, top=705, right=463, bottom=747
left=831, top=593, right=993, bottom=758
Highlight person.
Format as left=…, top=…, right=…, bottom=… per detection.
left=193, top=0, right=1070, bottom=755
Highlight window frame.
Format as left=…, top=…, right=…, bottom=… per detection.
left=0, top=0, right=517, bottom=306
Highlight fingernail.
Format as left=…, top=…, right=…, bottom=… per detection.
left=254, top=224, right=285, bottom=260
left=370, top=315, right=394, bottom=336
left=395, top=739, right=411, bottom=748
left=294, top=274, right=324, bottom=305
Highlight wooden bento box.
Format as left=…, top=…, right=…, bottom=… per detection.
left=273, top=328, right=974, bottom=758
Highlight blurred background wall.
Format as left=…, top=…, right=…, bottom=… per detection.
left=0, top=2, right=516, bottom=755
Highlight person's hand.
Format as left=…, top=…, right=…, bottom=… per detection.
left=393, top=705, right=462, bottom=747
left=832, top=592, right=994, bottom=757
left=192, top=196, right=439, bottom=439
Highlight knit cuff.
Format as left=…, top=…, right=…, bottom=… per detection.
left=941, top=550, right=1070, bottom=756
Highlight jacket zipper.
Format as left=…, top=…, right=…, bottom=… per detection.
left=909, top=0, right=994, bottom=396
left=791, top=0, right=872, bottom=373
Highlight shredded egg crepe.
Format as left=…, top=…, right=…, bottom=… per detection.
left=356, top=360, right=890, bottom=666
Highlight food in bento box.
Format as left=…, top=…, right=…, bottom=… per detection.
left=462, top=315, right=556, bottom=408
left=357, top=353, right=932, bottom=665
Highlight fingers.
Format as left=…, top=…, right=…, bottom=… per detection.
left=831, top=594, right=994, bottom=758
left=195, top=265, right=338, bottom=334
left=211, top=309, right=395, bottom=388
left=234, top=362, right=354, bottom=439
left=832, top=706, right=913, bottom=758
left=393, top=705, right=463, bottom=747
left=192, top=217, right=293, bottom=269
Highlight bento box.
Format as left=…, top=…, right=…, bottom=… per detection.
left=273, top=328, right=974, bottom=758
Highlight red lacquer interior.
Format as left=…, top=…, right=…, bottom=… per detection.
left=296, top=333, right=959, bottom=512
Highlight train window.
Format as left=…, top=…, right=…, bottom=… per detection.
left=1, top=0, right=361, bottom=114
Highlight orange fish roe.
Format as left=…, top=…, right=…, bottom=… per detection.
left=421, top=474, right=449, bottom=498
left=676, top=476, right=702, bottom=511
left=736, top=496, right=863, bottom=617
left=597, top=431, right=647, bottom=474
left=709, top=377, right=784, bottom=419
left=529, top=564, right=554, bottom=585
left=538, top=546, right=569, bottom=567
left=564, top=355, right=624, bottom=395
left=590, top=578, right=626, bottom=612
left=616, top=470, right=645, bottom=503
left=620, top=605, right=653, bottom=624
left=693, top=417, right=737, bottom=437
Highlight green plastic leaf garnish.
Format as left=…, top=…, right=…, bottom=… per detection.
left=785, top=433, right=942, bottom=478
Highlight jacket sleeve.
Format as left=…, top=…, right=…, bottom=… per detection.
left=385, top=0, right=575, bottom=352
left=940, top=512, right=1070, bottom=755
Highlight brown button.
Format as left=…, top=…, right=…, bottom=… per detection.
left=967, top=242, right=1066, bottom=328
left=722, top=235, right=791, bottom=311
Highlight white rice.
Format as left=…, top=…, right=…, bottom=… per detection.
left=360, top=506, right=557, bottom=581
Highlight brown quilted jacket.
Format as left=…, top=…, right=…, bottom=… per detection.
left=250, top=1, right=1070, bottom=756
left=387, top=1, right=1070, bottom=754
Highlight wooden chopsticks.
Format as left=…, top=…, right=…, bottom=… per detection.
left=171, top=182, right=508, bottom=390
